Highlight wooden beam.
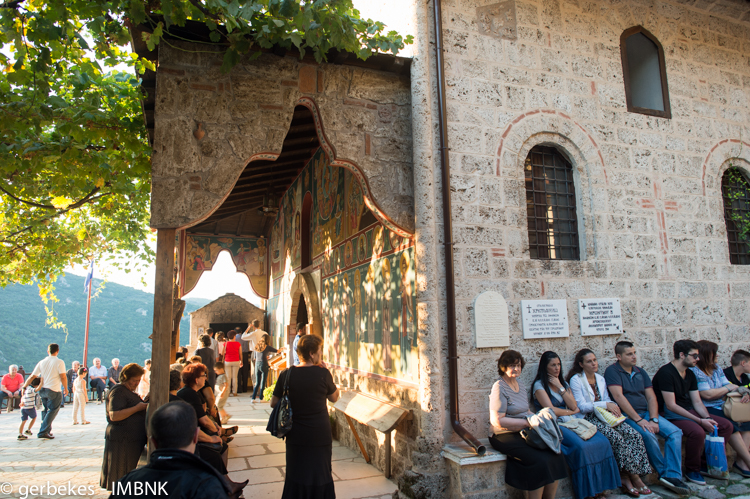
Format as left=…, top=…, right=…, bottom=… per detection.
left=345, top=414, right=370, bottom=463
left=148, top=228, right=175, bottom=454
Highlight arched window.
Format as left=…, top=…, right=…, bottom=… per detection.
left=722, top=168, right=750, bottom=265
left=524, top=146, right=580, bottom=260
left=620, top=26, right=671, bottom=118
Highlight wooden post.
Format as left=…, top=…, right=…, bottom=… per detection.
left=384, top=430, right=392, bottom=479
left=148, top=228, right=176, bottom=451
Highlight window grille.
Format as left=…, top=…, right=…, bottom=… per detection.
left=621, top=26, right=671, bottom=119
left=524, top=146, right=580, bottom=260
left=722, top=168, right=750, bottom=265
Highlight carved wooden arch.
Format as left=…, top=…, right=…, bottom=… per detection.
left=248, top=97, right=414, bottom=238
left=286, top=272, right=323, bottom=339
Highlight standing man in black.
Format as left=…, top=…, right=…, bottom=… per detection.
left=236, top=327, right=250, bottom=393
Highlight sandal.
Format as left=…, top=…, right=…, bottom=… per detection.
left=82, top=421, right=91, bottom=425
left=223, top=426, right=238, bottom=437
left=637, top=487, right=651, bottom=495
left=621, top=486, right=640, bottom=498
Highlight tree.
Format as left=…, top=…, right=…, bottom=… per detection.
left=0, top=0, right=411, bottom=297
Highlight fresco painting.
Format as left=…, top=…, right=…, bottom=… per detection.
left=184, top=235, right=268, bottom=298
left=268, top=147, right=417, bottom=383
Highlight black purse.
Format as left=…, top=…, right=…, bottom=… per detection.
left=267, top=367, right=293, bottom=438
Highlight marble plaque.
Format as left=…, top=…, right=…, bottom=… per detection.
left=474, top=291, right=510, bottom=348
left=578, top=298, right=623, bottom=336
left=521, top=300, right=569, bottom=339
left=477, top=0, right=518, bottom=41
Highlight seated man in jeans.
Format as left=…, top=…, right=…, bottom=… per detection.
left=605, top=341, right=689, bottom=495
left=653, top=339, right=735, bottom=485
left=89, top=358, right=107, bottom=403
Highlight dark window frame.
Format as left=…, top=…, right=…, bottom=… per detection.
left=721, top=167, right=750, bottom=265
left=524, top=145, right=581, bottom=261
left=620, top=26, right=672, bottom=119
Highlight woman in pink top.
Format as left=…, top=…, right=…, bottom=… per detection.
left=223, top=331, right=242, bottom=396
left=1, top=365, right=25, bottom=413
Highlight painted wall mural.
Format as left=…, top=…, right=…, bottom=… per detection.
left=183, top=235, right=268, bottom=298
left=268, top=147, right=418, bottom=383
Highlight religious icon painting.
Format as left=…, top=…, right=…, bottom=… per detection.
left=333, top=247, right=340, bottom=272
left=389, top=230, right=401, bottom=251
left=358, top=234, right=367, bottom=262
left=344, top=241, right=353, bottom=267
left=323, top=252, right=330, bottom=276
left=372, top=226, right=384, bottom=258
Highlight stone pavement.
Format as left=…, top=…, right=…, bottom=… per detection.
left=0, top=394, right=397, bottom=498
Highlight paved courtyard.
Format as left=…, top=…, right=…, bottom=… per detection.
left=0, top=394, right=397, bottom=498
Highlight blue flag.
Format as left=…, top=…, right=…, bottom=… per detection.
left=84, top=259, right=95, bottom=293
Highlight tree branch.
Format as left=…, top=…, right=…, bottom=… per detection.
left=0, top=0, right=24, bottom=8
left=187, top=0, right=221, bottom=20
left=0, top=184, right=55, bottom=209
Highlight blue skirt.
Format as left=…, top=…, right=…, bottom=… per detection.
left=560, top=426, right=621, bottom=499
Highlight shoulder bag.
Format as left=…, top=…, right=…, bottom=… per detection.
left=267, top=367, right=294, bottom=438
left=724, top=392, right=750, bottom=423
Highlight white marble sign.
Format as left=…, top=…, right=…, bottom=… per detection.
left=474, top=291, right=510, bottom=348
left=521, top=300, right=569, bottom=339
left=578, top=298, right=623, bottom=336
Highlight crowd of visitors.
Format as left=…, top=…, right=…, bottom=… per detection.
left=490, top=340, right=750, bottom=499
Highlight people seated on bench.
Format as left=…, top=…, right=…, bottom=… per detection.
left=691, top=340, right=750, bottom=478
left=89, top=358, right=107, bottom=403
left=567, top=348, right=653, bottom=497
left=724, top=350, right=750, bottom=388
left=604, top=341, right=689, bottom=495
left=111, top=401, right=233, bottom=499
left=107, top=358, right=123, bottom=390
left=652, top=339, right=736, bottom=485
left=532, top=351, right=621, bottom=499
left=489, top=350, right=566, bottom=499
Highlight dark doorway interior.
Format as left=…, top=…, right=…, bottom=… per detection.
left=209, top=322, right=249, bottom=336
left=296, top=295, right=308, bottom=326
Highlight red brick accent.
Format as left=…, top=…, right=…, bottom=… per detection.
left=540, top=281, right=545, bottom=296
left=299, top=66, right=317, bottom=93
left=366, top=103, right=377, bottom=110
left=701, top=97, right=708, bottom=102
left=343, top=98, right=367, bottom=107
left=260, top=104, right=284, bottom=110
left=317, top=70, right=324, bottom=93
left=189, top=176, right=201, bottom=182
left=189, top=83, right=216, bottom=91
left=189, top=183, right=201, bottom=190
left=638, top=199, right=655, bottom=209
left=699, top=79, right=706, bottom=83
left=160, top=67, right=186, bottom=76
left=541, top=109, right=555, bottom=114
left=491, top=248, right=505, bottom=257
left=591, top=81, right=597, bottom=95
left=217, top=83, right=224, bottom=92
left=365, top=133, right=371, bottom=156
left=664, top=200, right=678, bottom=211
left=282, top=80, right=298, bottom=86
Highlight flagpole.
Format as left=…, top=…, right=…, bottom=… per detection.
left=83, top=277, right=92, bottom=368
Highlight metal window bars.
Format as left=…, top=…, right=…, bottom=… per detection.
left=722, top=168, right=750, bottom=265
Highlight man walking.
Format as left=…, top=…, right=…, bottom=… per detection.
left=605, top=341, right=689, bottom=495
left=241, top=319, right=266, bottom=390
left=23, top=343, right=67, bottom=439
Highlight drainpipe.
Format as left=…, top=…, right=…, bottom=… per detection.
left=432, top=0, right=486, bottom=457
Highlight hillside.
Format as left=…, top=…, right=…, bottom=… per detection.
left=0, top=274, right=211, bottom=374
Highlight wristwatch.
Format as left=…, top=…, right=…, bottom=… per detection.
left=650, top=417, right=659, bottom=423
left=559, top=387, right=566, bottom=394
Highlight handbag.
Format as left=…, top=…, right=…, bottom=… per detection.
left=267, top=366, right=293, bottom=438
left=724, top=392, right=750, bottom=423
left=705, top=427, right=729, bottom=478
left=579, top=373, right=626, bottom=427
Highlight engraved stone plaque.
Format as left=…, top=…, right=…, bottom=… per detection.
left=521, top=300, right=569, bottom=339
left=477, top=0, right=518, bottom=41
left=474, top=291, right=510, bottom=348
left=578, top=298, right=623, bottom=336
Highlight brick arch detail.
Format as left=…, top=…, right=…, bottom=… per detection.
left=285, top=272, right=322, bottom=339
left=701, top=139, right=750, bottom=196
left=496, top=109, right=608, bottom=185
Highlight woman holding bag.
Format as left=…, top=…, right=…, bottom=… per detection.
left=567, top=349, right=653, bottom=497
left=532, top=351, right=620, bottom=499
left=489, top=350, right=567, bottom=499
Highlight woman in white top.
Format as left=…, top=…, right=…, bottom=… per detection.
left=567, top=349, right=652, bottom=498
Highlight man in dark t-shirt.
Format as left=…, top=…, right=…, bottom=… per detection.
left=653, top=340, right=734, bottom=484
left=725, top=350, right=750, bottom=387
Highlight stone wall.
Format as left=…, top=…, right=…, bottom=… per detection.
left=150, top=42, right=414, bottom=233
left=436, top=0, right=750, bottom=441
left=188, top=293, right=264, bottom=349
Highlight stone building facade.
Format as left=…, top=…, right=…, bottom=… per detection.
left=141, top=0, right=750, bottom=495
left=188, top=293, right=264, bottom=349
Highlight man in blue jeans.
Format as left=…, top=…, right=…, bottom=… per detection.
left=605, top=341, right=689, bottom=495
left=23, top=343, right=68, bottom=439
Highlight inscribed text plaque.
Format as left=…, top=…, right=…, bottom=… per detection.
left=521, top=300, right=569, bottom=339
left=474, top=291, right=510, bottom=348
left=578, top=298, right=623, bottom=336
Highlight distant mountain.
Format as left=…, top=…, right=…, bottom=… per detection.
left=0, top=274, right=211, bottom=375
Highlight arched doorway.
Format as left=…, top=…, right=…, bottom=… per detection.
left=287, top=273, right=322, bottom=339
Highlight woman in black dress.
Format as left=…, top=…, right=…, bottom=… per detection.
left=100, top=363, right=148, bottom=491
left=272, top=334, right=340, bottom=499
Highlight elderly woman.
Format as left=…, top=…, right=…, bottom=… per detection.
left=272, top=334, right=339, bottom=499
left=489, top=350, right=567, bottom=499
left=176, top=363, right=247, bottom=495
left=100, top=363, right=148, bottom=491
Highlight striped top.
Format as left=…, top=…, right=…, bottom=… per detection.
left=22, top=386, right=39, bottom=409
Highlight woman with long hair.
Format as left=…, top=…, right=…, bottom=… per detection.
left=567, top=349, right=652, bottom=497
left=489, top=350, right=567, bottom=499
left=532, top=351, right=620, bottom=499
left=691, top=340, right=750, bottom=477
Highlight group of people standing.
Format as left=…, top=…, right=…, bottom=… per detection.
left=491, top=340, right=750, bottom=499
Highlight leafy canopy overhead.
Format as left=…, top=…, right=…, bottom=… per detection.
left=0, top=0, right=412, bottom=294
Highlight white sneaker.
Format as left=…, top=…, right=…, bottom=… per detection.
left=251, top=399, right=256, bottom=403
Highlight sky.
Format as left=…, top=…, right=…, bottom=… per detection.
left=67, top=0, right=414, bottom=307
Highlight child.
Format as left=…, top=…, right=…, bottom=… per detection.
left=72, top=367, right=90, bottom=425
left=214, top=362, right=230, bottom=424
left=18, top=378, right=41, bottom=440
left=137, top=360, right=151, bottom=399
